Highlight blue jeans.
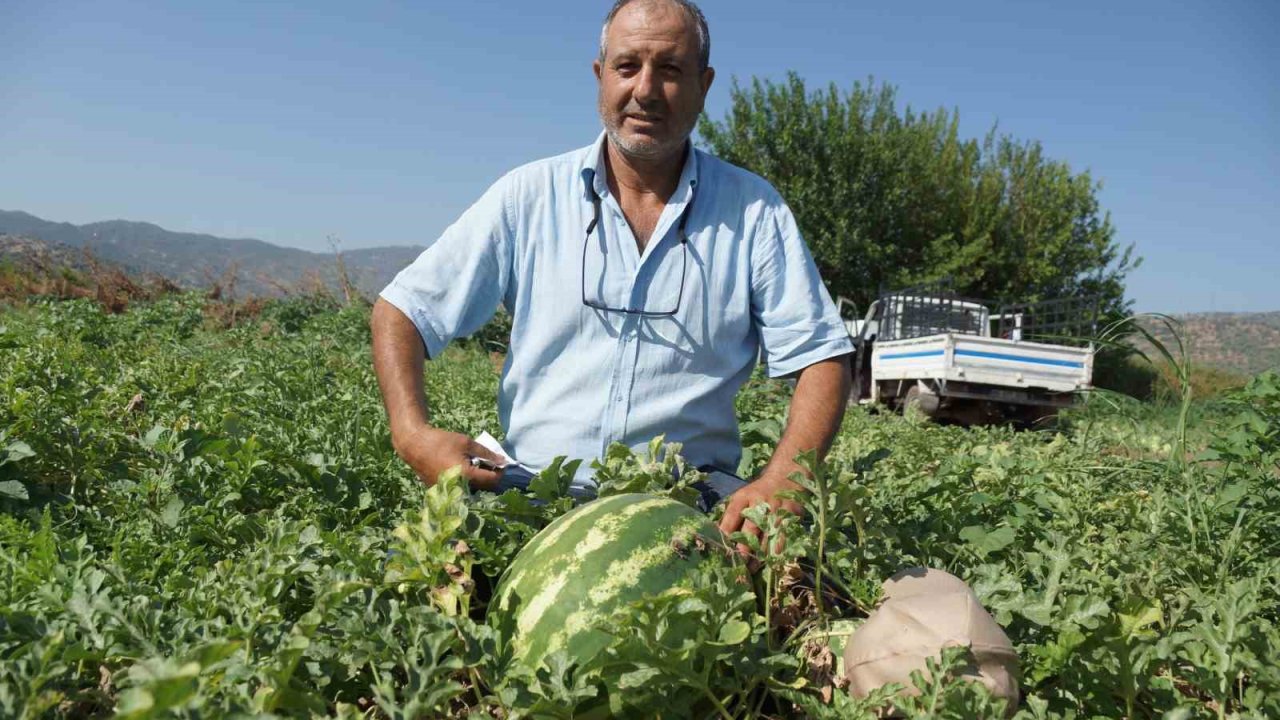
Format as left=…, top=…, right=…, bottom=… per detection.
left=492, top=463, right=748, bottom=514
left=691, top=465, right=750, bottom=513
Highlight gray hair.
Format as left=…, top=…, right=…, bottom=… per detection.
left=599, top=0, right=711, bottom=72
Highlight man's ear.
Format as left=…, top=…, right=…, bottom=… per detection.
left=593, top=58, right=603, bottom=82
left=701, top=66, right=715, bottom=96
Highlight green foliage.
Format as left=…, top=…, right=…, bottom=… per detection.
left=386, top=469, right=476, bottom=617
left=1204, top=370, right=1280, bottom=480
left=591, top=435, right=704, bottom=508
left=698, top=73, right=1138, bottom=316
left=589, top=565, right=780, bottom=719
left=2, top=295, right=1279, bottom=718
left=1091, top=348, right=1163, bottom=399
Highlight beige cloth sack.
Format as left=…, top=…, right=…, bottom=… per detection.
left=843, top=568, right=1019, bottom=712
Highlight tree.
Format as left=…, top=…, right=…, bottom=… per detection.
left=697, top=73, right=1138, bottom=319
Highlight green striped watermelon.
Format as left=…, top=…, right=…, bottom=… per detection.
left=488, top=493, right=736, bottom=680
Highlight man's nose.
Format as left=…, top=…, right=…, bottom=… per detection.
left=634, top=64, right=661, bottom=103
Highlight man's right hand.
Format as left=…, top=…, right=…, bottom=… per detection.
left=392, top=425, right=505, bottom=490
left=371, top=300, right=505, bottom=491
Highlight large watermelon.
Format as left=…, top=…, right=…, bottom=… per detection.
left=489, top=492, right=737, bottom=680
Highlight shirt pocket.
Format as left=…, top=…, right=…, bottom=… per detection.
left=636, top=232, right=753, bottom=376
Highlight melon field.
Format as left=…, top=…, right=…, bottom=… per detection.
left=1, top=293, right=1278, bottom=718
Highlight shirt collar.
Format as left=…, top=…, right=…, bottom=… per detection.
left=579, top=130, right=700, bottom=206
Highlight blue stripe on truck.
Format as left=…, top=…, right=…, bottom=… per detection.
left=954, top=349, right=1084, bottom=368
left=878, top=348, right=1084, bottom=369
left=879, top=350, right=945, bottom=360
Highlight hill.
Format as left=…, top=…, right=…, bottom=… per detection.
left=0, top=233, right=133, bottom=275
left=1166, top=312, right=1280, bottom=378
left=0, top=209, right=420, bottom=299
left=4, top=209, right=1276, bottom=378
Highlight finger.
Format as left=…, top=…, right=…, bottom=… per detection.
left=460, top=463, right=503, bottom=491
left=459, top=440, right=507, bottom=490
left=439, top=446, right=500, bottom=489
left=735, top=542, right=764, bottom=573
left=781, top=500, right=805, bottom=518
left=771, top=530, right=787, bottom=557
left=735, top=542, right=761, bottom=573
left=732, top=517, right=762, bottom=561
left=718, top=496, right=745, bottom=535
left=465, top=440, right=506, bottom=465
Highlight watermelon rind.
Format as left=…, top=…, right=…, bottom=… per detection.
left=489, top=493, right=733, bottom=676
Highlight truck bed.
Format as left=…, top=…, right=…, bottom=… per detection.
left=871, top=334, right=1093, bottom=394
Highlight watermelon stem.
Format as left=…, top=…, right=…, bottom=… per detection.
left=729, top=679, right=764, bottom=718
left=466, top=666, right=487, bottom=712
left=697, top=683, right=735, bottom=720
left=807, top=452, right=830, bottom=619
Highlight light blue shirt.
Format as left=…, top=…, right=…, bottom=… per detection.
left=380, top=132, right=853, bottom=489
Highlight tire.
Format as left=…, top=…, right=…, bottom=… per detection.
left=1020, top=406, right=1061, bottom=432
left=902, top=385, right=940, bottom=419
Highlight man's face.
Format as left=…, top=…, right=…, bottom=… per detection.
left=594, top=1, right=714, bottom=162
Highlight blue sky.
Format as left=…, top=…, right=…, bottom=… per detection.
left=2, top=0, right=1276, bottom=313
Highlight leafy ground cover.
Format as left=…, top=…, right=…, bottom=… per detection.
left=1, top=294, right=1278, bottom=718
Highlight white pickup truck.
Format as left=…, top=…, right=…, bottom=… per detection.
left=841, top=291, right=1095, bottom=426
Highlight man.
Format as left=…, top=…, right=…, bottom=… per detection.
left=370, top=0, right=853, bottom=541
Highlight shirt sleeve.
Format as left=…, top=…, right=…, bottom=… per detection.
left=379, top=172, right=516, bottom=359
left=749, top=193, right=855, bottom=378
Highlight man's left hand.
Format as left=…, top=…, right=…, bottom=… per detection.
left=717, top=471, right=805, bottom=562
left=717, top=356, right=850, bottom=565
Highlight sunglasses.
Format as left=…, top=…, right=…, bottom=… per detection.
left=581, top=182, right=695, bottom=317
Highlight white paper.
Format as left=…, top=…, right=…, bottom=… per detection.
left=475, top=431, right=529, bottom=471
left=474, top=431, right=542, bottom=491
left=475, top=432, right=600, bottom=496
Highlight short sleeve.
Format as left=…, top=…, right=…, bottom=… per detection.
left=749, top=195, right=854, bottom=378
left=379, top=173, right=516, bottom=359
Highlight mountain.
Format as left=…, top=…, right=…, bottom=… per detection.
left=1162, top=312, right=1280, bottom=379
left=0, top=210, right=422, bottom=299
left=0, top=233, right=133, bottom=275
left=4, top=210, right=1276, bottom=378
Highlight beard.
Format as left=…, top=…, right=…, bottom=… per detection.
left=599, top=94, right=699, bottom=162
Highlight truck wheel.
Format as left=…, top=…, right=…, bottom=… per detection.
left=902, top=386, right=940, bottom=419
left=1021, top=406, right=1061, bottom=431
